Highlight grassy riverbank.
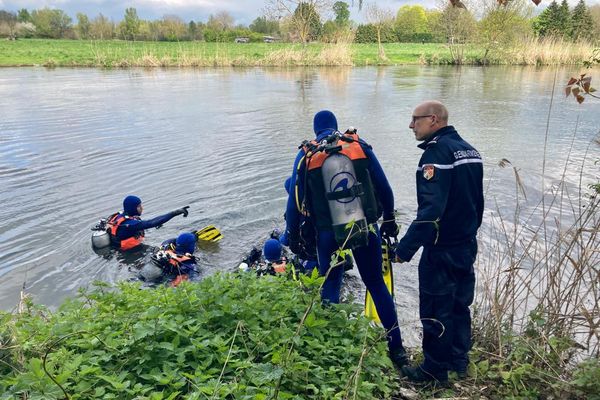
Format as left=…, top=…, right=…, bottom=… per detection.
left=0, top=39, right=595, bottom=67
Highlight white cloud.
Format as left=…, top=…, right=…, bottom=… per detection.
left=2, top=0, right=599, bottom=24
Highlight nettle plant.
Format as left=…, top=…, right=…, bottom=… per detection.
left=0, top=271, right=398, bottom=400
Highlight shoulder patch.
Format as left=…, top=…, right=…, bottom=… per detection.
left=422, top=164, right=435, bottom=180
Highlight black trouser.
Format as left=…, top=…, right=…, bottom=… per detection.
left=418, top=239, right=477, bottom=379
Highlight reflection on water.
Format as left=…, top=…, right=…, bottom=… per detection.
left=0, top=67, right=599, bottom=338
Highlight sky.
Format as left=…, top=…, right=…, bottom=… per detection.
left=0, top=0, right=597, bottom=25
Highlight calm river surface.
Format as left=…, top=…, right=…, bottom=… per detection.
left=1, top=67, right=599, bottom=329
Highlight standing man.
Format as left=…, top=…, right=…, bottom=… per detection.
left=284, top=110, right=408, bottom=368
left=395, top=101, right=483, bottom=385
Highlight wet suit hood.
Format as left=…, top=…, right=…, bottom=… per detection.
left=313, top=110, right=338, bottom=138
left=263, top=238, right=283, bottom=262
left=123, top=195, right=142, bottom=216
left=175, top=232, right=196, bottom=254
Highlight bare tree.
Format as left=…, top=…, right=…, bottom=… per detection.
left=207, top=11, right=234, bottom=31
left=266, top=0, right=331, bottom=44
left=476, top=0, right=533, bottom=63
left=365, top=3, right=394, bottom=60
left=0, top=10, right=17, bottom=39
left=432, top=0, right=477, bottom=63
left=90, top=14, right=114, bottom=40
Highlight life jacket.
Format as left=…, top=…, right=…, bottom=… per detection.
left=107, top=213, right=145, bottom=251
left=255, top=257, right=288, bottom=276
left=301, top=132, right=381, bottom=232
left=270, top=257, right=288, bottom=274
left=163, top=247, right=195, bottom=271
left=152, top=245, right=196, bottom=287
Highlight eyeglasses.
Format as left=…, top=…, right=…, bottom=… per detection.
left=411, top=114, right=434, bottom=123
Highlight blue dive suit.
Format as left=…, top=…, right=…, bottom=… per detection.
left=109, top=195, right=181, bottom=250
left=157, top=232, right=199, bottom=283
left=285, top=110, right=405, bottom=354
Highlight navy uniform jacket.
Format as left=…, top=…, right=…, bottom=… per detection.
left=396, top=126, right=484, bottom=262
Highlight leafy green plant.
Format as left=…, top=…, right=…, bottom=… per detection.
left=0, top=272, right=398, bottom=399
left=570, top=358, right=600, bottom=399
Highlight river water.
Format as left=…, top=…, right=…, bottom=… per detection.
left=1, top=67, right=599, bottom=336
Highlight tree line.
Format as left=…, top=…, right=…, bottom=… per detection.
left=0, top=0, right=598, bottom=44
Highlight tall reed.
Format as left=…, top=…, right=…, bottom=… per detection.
left=473, top=125, right=600, bottom=392
left=502, top=36, right=596, bottom=65
left=261, top=43, right=353, bottom=67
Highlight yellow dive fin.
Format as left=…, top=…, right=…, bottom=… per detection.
left=194, top=225, right=223, bottom=242
left=365, top=238, right=394, bottom=323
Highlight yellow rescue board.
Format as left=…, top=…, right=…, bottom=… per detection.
left=194, top=225, right=223, bottom=242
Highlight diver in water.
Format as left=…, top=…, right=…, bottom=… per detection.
left=91, top=195, right=189, bottom=251
left=238, top=234, right=289, bottom=276
left=149, top=232, right=199, bottom=287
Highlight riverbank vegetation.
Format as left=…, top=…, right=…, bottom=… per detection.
left=0, top=0, right=599, bottom=67
left=0, top=38, right=597, bottom=67
left=0, top=271, right=400, bottom=399
left=466, top=151, right=600, bottom=398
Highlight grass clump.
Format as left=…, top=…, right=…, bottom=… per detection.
left=0, top=271, right=397, bottom=399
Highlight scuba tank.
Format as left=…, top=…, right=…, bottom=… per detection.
left=91, top=218, right=111, bottom=249
left=144, top=249, right=170, bottom=281
left=321, top=152, right=369, bottom=248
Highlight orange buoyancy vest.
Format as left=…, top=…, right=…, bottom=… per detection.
left=271, top=257, right=288, bottom=274
left=162, top=247, right=195, bottom=287
left=107, top=213, right=145, bottom=251
left=304, top=133, right=368, bottom=171
left=164, top=248, right=194, bottom=270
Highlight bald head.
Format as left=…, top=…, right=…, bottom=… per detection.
left=409, top=100, right=449, bottom=141
left=415, top=101, right=449, bottom=124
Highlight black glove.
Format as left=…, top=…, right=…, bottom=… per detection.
left=270, top=229, right=281, bottom=241
left=380, top=218, right=399, bottom=239
left=172, top=206, right=190, bottom=218
left=288, top=232, right=302, bottom=255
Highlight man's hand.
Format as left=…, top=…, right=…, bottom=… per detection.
left=380, top=219, right=399, bottom=239
left=394, top=256, right=405, bottom=263
left=287, top=232, right=302, bottom=255
left=172, top=206, right=190, bottom=217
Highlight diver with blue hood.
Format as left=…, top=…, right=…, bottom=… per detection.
left=150, top=232, right=199, bottom=287
left=92, top=195, right=189, bottom=251
left=283, top=110, right=408, bottom=368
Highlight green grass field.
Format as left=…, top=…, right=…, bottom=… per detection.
left=0, top=39, right=592, bottom=67
left=0, top=39, right=456, bottom=67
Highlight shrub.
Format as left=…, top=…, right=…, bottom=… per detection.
left=354, top=24, right=396, bottom=43
left=0, top=272, right=397, bottom=399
